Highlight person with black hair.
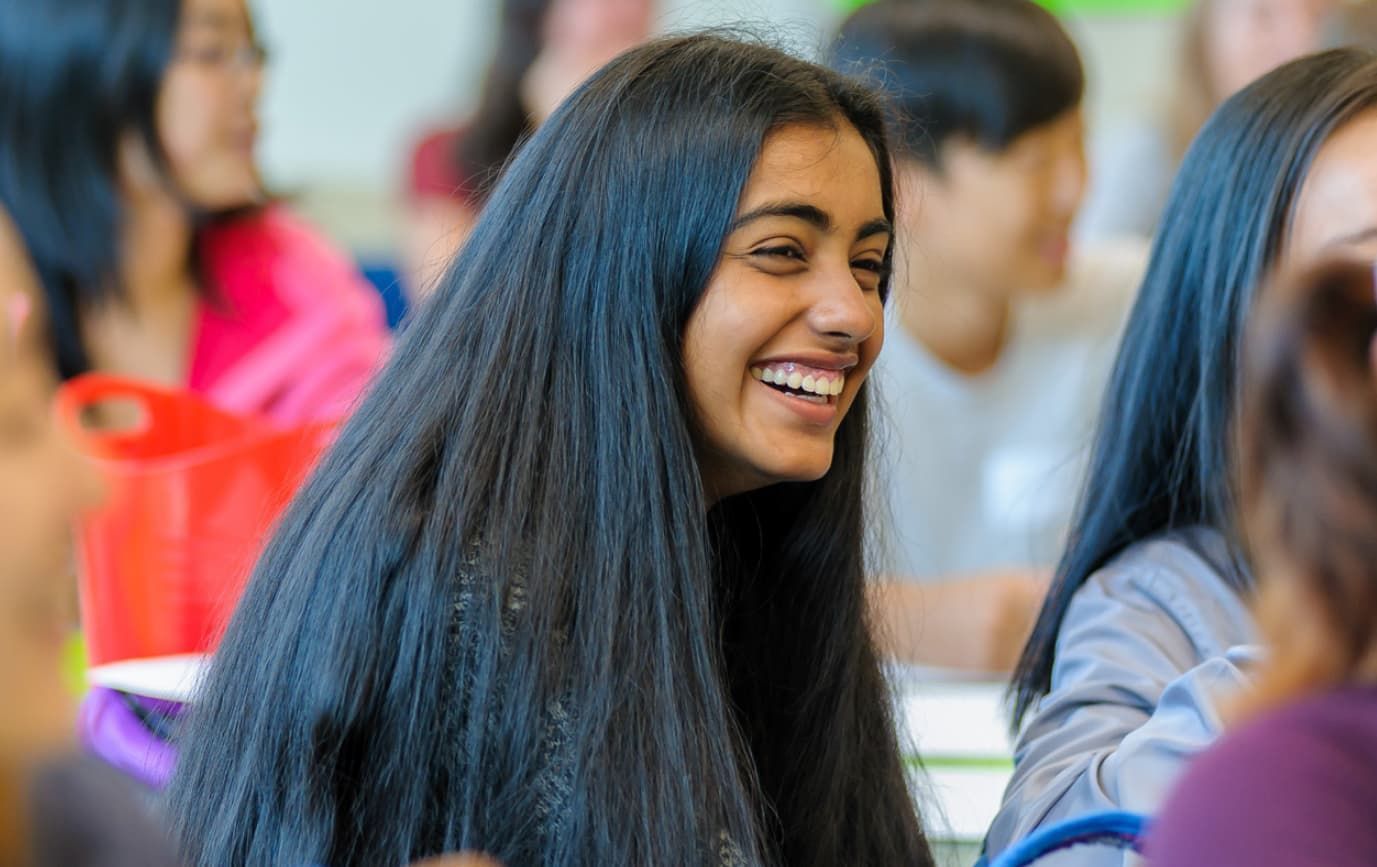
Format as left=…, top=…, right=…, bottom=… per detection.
left=1078, top=0, right=1333, bottom=244
left=402, top=0, right=652, bottom=295
left=0, top=0, right=392, bottom=786
left=991, top=48, right=1377, bottom=863
left=168, top=33, right=934, bottom=867
left=832, top=0, right=1145, bottom=671
left=0, top=0, right=389, bottom=421
left=1146, top=257, right=1377, bottom=867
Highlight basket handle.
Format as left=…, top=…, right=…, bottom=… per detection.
left=53, top=374, right=229, bottom=447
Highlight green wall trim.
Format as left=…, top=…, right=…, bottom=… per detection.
left=835, top=0, right=1187, bottom=14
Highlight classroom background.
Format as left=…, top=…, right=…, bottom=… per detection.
left=258, top=0, right=1182, bottom=270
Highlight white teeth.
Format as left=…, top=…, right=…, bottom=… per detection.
left=751, top=364, right=847, bottom=397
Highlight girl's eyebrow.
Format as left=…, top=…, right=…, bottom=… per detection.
left=183, top=8, right=253, bottom=36
left=732, top=201, right=832, bottom=232
left=855, top=217, right=893, bottom=243
left=1326, top=225, right=1377, bottom=249
left=731, top=201, right=893, bottom=243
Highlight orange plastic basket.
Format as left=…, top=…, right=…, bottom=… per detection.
left=55, top=375, right=333, bottom=667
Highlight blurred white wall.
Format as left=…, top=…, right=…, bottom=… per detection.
left=253, top=0, right=836, bottom=192
left=250, top=1, right=1183, bottom=255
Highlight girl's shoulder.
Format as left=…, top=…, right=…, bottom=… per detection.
left=1070, top=526, right=1256, bottom=656
left=190, top=206, right=389, bottom=422
left=199, top=206, right=375, bottom=310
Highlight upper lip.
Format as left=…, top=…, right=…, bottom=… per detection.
left=751, top=352, right=859, bottom=371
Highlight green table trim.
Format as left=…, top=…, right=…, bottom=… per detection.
left=910, top=754, right=1015, bottom=772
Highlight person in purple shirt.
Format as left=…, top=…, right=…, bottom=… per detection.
left=1149, top=258, right=1377, bottom=865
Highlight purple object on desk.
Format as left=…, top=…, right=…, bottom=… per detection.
left=78, top=687, right=180, bottom=789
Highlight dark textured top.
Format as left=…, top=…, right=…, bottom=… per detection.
left=29, top=754, right=180, bottom=866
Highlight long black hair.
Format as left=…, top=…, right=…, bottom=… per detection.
left=168, top=33, right=931, bottom=867
left=832, top=0, right=1084, bottom=167
left=1010, top=47, right=1377, bottom=727
left=0, top=0, right=182, bottom=380
left=453, top=0, right=551, bottom=201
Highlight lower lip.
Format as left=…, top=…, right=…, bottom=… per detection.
left=755, top=379, right=839, bottom=426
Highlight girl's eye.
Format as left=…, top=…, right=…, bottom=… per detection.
left=183, top=43, right=234, bottom=64
left=851, top=258, right=891, bottom=286
left=754, top=245, right=806, bottom=262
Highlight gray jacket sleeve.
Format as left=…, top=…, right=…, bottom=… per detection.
left=984, top=532, right=1259, bottom=865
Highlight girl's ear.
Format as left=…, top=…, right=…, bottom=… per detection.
left=0, top=210, right=40, bottom=355
left=115, top=129, right=162, bottom=199
left=3, top=293, right=28, bottom=346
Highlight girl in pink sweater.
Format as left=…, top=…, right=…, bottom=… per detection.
left=0, top=0, right=388, bottom=426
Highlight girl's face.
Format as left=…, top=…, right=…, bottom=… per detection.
left=684, top=122, right=889, bottom=501
left=1204, top=0, right=1330, bottom=101
left=156, top=0, right=264, bottom=210
left=543, top=0, right=652, bottom=68
left=524, top=0, right=653, bottom=122
left=1286, top=109, right=1377, bottom=266
left=906, top=108, right=1087, bottom=298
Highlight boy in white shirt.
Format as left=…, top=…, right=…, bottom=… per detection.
left=832, top=0, right=1145, bottom=671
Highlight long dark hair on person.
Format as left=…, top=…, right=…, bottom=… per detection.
left=167, top=33, right=931, bottom=867
left=0, top=0, right=179, bottom=379
left=0, top=0, right=260, bottom=381
left=453, top=0, right=550, bottom=200
left=1010, top=48, right=1377, bottom=727
left=1239, top=259, right=1377, bottom=714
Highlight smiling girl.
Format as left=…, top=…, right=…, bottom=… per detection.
left=168, top=34, right=932, bottom=867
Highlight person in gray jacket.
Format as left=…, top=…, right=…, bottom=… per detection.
left=989, top=48, right=1377, bottom=863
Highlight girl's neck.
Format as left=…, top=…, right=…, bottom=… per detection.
left=895, top=255, right=1012, bottom=376
left=120, top=185, right=195, bottom=307
left=84, top=187, right=198, bottom=386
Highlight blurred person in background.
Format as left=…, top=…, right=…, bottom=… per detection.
left=0, top=209, right=178, bottom=866
left=1146, top=258, right=1377, bottom=866
left=1078, top=0, right=1333, bottom=243
left=0, top=206, right=495, bottom=867
left=0, top=0, right=392, bottom=792
left=994, top=48, right=1377, bottom=863
left=402, top=0, right=653, bottom=296
left=832, top=0, right=1144, bottom=673
left=1323, top=0, right=1377, bottom=49
left=0, top=0, right=390, bottom=425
